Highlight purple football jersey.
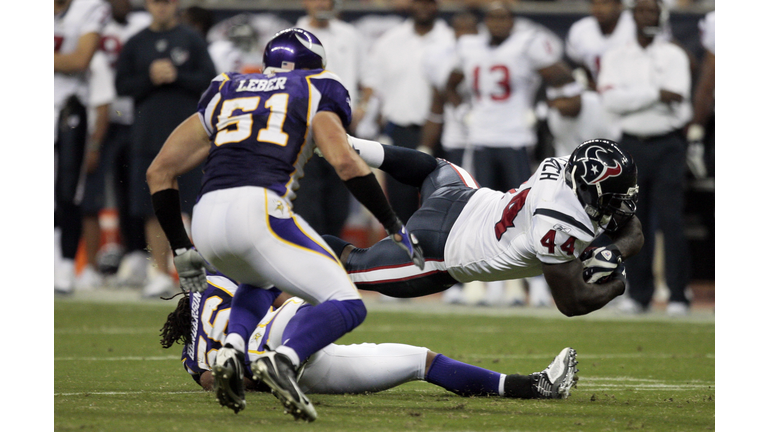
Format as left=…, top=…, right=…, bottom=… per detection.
left=196, top=69, right=352, bottom=201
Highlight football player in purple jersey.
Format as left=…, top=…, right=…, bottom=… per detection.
left=160, top=274, right=579, bottom=401
left=147, top=28, right=424, bottom=421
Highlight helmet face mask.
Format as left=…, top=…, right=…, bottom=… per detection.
left=566, top=139, right=639, bottom=233
left=262, top=28, right=327, bottom=72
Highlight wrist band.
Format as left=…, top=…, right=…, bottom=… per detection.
left=151, top=188, right=193, bottom=254
left=546, top=81, right=584, bottom=100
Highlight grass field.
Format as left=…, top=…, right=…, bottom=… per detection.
left=55, top=294, right=714, bottom=431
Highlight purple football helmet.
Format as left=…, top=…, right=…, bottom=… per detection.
left=262, top=28, right=327, bottom=71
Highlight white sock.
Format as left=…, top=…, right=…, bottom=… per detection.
left=498, top=373, right=507, bottom=397
left=224, top=333, right=246, bottom=353
left=347, top=135, right=385, bottom=168
left=275, top=345, right=301, bottom=368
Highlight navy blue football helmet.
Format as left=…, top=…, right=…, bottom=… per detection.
left=565, top=139, right=638, bottom=233
left=262, top=28, right=327, bottom=71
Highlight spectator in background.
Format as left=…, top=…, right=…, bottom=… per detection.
left=77, top=0, right=153, bottom=290
left=54, top=0, right=111, bottom=295
left=565, top=0, right=635, bottom=90
left=547, top=0, right=631, bottom=159
left=686, top=10, right=714, bottom=180
left=206, top=13, right=292, bottom=75
left=445, top=2, right=581, bottom=307
left=76, top=50, right=116, bottom=291
left=598, top=0, right=692, bottom=315
left=115, top=0, right=216, bottom=298
left=180, top=5, right=214, bottom=39
left=359, top=0, right=454, bottom=223
left=290, top=0, right=369, bottom=237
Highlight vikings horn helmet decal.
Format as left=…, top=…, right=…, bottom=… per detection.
left=565, top=139, right=639, bottom=233
left=263, top=28, right=327, bottom=71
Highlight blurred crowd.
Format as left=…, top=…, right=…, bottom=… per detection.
left=54, top=0, right=714, bottom=315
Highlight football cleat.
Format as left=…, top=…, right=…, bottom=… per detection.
left=211, top=345, right=247, bottom=414
left=532, top=347, right=579, bottom=399
left=252, top=351, right=317, bottom=422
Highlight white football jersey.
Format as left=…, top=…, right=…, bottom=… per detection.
left=444, top=156, right=602, bottom=283
left=456, top=18, right=562, bottom=148
left=54, top=0, right=111, bottom=135
left=565, top=10, right=636, bottom=81
left=100, top=11, right=151, bottom=124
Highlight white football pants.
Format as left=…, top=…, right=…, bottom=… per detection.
left=192, top=186, right=361, bottom=304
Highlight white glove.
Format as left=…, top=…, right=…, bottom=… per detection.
left=686, top=124, right=707, bottom=180
left=173, top=248, right=216, bottom=293
left=580, top=245, right=623, bottom=284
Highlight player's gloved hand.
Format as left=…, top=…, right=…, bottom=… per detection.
left=686, top=124, right=707, bottom=180
left=608, top=262, right=628, bottom=290
left=388, top=225, right=426, bottom=270
left=173, top=247, right=216, bottom=293
left=580, top=244, right=623, bottom=284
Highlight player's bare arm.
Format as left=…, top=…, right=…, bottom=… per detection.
left=604, top=215, right=644, bottom=260
left=419, top=85, right=446, bottom=153
left=54, top=31, right=101, bottom=73
left=543, top=258, right=625, bottom=317
left=444, top=70, right=465, bottom=107
left=146, top=114, right=211, bottom=194
left=312, top=111, right=373, bottom=181
left=539, top=62, right=582, bottom=117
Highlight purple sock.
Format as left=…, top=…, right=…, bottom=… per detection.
left=426, top=354, right=502, bottom=397
left=280, top=299, right=366, bottom=363
left=227, top=284, right=282, bottom=348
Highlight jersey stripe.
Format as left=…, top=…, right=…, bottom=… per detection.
left=533, top=208, right=595, bottom=237
left=349, top=260, right=447, bottom=284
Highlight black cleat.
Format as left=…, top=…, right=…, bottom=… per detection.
left=252, top=352, right=317, bottom=422
left=211, top=345, right=246, bottom=413
left=532, top=347, right=579, bottom=399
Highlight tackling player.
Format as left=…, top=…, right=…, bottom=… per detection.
left=146, top=28, right=424, bottom=422
left=321, top=137, right=644, bottom=318
left=161, top=275, right=579, bottom=401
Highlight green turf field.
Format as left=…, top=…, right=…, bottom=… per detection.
left=55, top=297, right=714, bottom=431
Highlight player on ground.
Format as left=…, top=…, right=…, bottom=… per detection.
left=320, top=137, right=644, bottom=318
left=146, top=28, right=424, bottom=422
left=160, top=274, right=579, bottom=400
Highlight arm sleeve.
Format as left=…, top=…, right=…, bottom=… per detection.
left=659, top=46, right=691, bottom=99
left=79, top=2, right=111, bottom=36
left=527, top=29, right=563, bottom=71
left=597, top=51, right=659, bottom=114
left=114, top=37, right=155, bottom=101
left=88, top=51, right=116, bottom=107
